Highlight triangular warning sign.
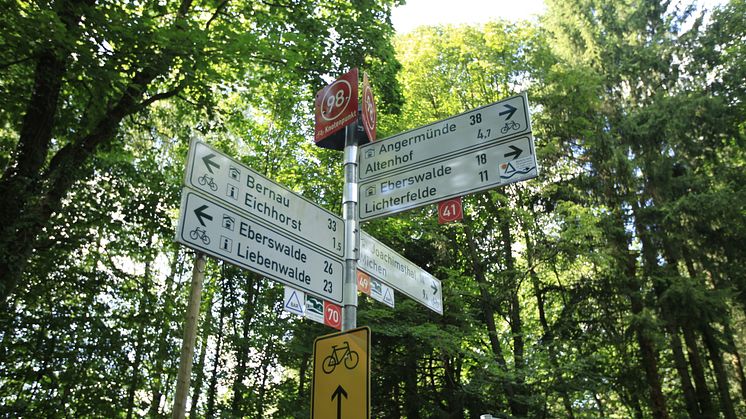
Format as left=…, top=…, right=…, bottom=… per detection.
left=284, top=290, right=304, bottom=316
left=383, top=288, right=393, bottom=305
left=504, top=162, right=516, bottom=174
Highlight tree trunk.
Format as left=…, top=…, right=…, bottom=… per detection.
left=682, top=327, right=716, bottom=418
left=463, top=216, right=520, bottom=415
left=149, top=249, right=183, bottom=417
left=188, top=287, right=214, bottom=419
left=701, top=324, right=737, bottom=419
left=499, top=212, right=529, bottom=418
left=230, top=275, right=259, bottom=416
left=205, top=279, right=226, bottom=419
left=525, top=229, right=575, bottom=418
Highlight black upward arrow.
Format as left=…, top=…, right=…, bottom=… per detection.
left=504, top=145, right=523, bottom=160
left=194, top=205, right=213, bottom=227
left=202, top=153, right=220, bottom=174
left=331, top=385, right=348, bottom=419
left=499, top=104, right=517, bottom=120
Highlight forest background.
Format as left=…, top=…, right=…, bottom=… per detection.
left=0, top=0, right=744, bottom=418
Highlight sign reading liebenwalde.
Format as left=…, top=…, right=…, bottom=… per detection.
left=185, top=140, right=344, bottom=260
left=357, top=94, right=536, bottom=221
left=176, top=191, right=344, bottom=304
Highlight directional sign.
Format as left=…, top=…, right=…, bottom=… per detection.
left=359, top=135, right=537, bottom=221
left=315, top=68, right=359, bottom=149
left=359, top=93, right=530, bottom=182
left=312, top=327, right=370, bottom=419
left=359, top=232, right=442, bottom=314
left=185, top=140, right=344, bottom=260
left=176, top=191, right=344, bottom=304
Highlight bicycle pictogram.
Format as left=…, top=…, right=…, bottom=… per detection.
left=322, top=341, right=359, bottom=374
left=500, top=120, right=520, bottom=134
left=198, top=174, right=218, bottom=191
left=189, top=227, right=211, bottom=245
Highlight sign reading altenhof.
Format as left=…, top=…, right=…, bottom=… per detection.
left=358, top=93, right=537, bottom=221
left=359, top=94, right=530, bottom=182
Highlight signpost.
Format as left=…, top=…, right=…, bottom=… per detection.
left=359, top=134, right=537, bottom=221
left=315, top=68, right=360, bottom=150
left=312, top=327, right=370, bottom=419
left=359, top=93, right=530, bottom=182
left=185, top=140, right=344, bottom=260
left=359, top=232, right=442, bottom=315
left=176, top=191, right=344, bottom=304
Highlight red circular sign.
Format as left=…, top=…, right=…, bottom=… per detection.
left=438, top=198, right=463, bottom=224
left=324, top=302, right=342, bottom=330
left=319, top=79, right=352, bottom=122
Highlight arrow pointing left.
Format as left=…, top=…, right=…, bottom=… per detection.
left=194, top=205, right=213, bottom=227
left=202, top=153, right=220, bottom=174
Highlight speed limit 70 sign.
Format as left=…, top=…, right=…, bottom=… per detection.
left=314, top=68, right=359, bottom=149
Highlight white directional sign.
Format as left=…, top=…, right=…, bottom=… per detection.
left=360, top=135, right=537, bottom=221
left=176, top=191, right=344, bottom=304
left=185, top=140, right=344, bottom=259
left=359, top=93, right=530, bottom=182
left=359, top=232, right=442, bottom=314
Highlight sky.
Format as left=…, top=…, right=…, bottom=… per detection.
left=390, top=0, right=726, bottom=34
left=391, top=0, right=547, bottom=34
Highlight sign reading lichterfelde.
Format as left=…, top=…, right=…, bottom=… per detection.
left=359, top=135, right=537, bottom=221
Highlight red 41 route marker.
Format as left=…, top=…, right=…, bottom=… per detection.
left=314, top=68, right=359, bottom=150
left=438, top=197, right=463, bottom=224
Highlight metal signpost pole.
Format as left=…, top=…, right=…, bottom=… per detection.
left=342, top=123, right=359, bottom=331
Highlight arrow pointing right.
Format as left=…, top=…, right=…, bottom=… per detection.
left=194, top=205, right=213, bottom=227
left=499, top=104, right=517, bottom=120
left=331, top=385, right=348, bottom=419
left=202, top=153, right=220, bottom=174
left=504, top=145, right=523, bottom=160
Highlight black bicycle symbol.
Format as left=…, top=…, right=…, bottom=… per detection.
left=322, top=341, right=359, bottom=374
left=500, top=120, right=520, bottom=134
left=197, top=174, right=218, bottom=191
left=189, top=227, right=211, bottom=245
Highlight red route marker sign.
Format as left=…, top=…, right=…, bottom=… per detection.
left=314, top=68, right=359, bottom=149
left=438, top=197, right=463, bottom=224
left=361, top=72, right=377, bottom=142
left=324, top=301, right=342, bottom=330
left=357, top=270, right=371, bottom=295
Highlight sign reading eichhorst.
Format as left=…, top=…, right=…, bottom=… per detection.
left=314, top=68, right=359, bottom=149
left=186, top=140, right=344, bottom=260
left=176, top=191, right=343, bottom=304
left=359, top=232, right=442, bottom=314
left=358, top=93, right=530, bottom=182
left=359, top=135, right=537, bottom=221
